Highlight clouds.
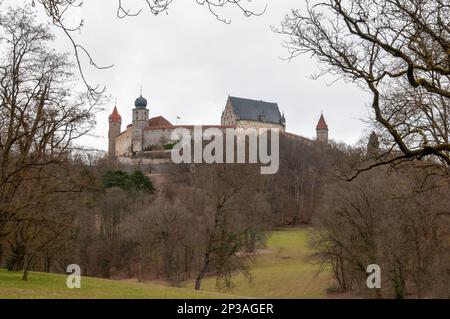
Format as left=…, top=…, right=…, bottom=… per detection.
left=14, top=0, right=370, bottom=149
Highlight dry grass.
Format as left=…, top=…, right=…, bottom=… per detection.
left=182, top=227, right=332, bottom=298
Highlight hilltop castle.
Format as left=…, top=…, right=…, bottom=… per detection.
left=108, top=94, right=328, bottom=159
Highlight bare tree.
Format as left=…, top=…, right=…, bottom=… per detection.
left=312, top=162, right=450, bottom=298
left=165, top=162, right=271, bottom=290
left=0, top=7, right=98, bottom=277
left=277, top=0, right=450, bottom=175
left=190, top=164, right=270, bottom=290
left=33, top=0, right=266, bottom=22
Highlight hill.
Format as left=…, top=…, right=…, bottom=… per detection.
left=0, top=228, right=331, bottom=299
left=183, top=228, right=331, bottom=298
left=0, top=269, right=233, bottom=299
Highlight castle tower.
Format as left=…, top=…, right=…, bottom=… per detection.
left=108, top=105, right=122, bottom=159
left=316, top=113, right=328, bottom=143
left=132, top=93, right=149, bottom=153
left=367, top=131, right=380, bottom=155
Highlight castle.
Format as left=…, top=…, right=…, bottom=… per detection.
left=108, top=94, right=329, bottom=160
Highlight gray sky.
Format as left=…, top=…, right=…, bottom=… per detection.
left=22, top=0, right=371, bottom=150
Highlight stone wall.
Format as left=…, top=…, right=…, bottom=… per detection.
left=116, top=124, right=290, bottom=159
left=221, top=100, right=237, bottom=126
left=143, top=128, right=176, bottom=149
left=316, top=129, right=329, bottom=143
left=236, top=120, right=285, bottom=132
left=116, top=154, right=171, bottom=175
left=115, top=125, right=132, bottom=156
left=108, top=121, right=121, bottom=159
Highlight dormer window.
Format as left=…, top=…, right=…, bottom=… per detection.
left=259, top=112, right=266, bottom=122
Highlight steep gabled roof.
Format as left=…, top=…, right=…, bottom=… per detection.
left=228, top=96, right=283, bottom=125
left=316, top=114, right=328, bottom=130
left=109, top=106, right=122, bottom=122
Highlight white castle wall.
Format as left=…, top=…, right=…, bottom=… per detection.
left=115, top=126, right=132, bottom=156
left=236, top=120, right=285, bottom=131
left=143, top=129, right=176, bottom=148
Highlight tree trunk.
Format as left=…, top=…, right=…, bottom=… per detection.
left=246, top=231, right=256, bottom=252
left=43, top=252, right=51, bottom=273
left=138, top=245, right=144, bottom=283
left=195, top=252, right=211, bottom=290
left=195, top=264, right=208, bottom=291
left=184, top=246, right=191, bottom=280
left=22, top=254, right=30, bottom=281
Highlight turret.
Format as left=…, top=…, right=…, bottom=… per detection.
left=316, top=113, right=328, bottom=143
left=132, top=93, right=149, bottom=152
left=367, top=131, right=380, bottom=156
left=280, top=112, right=286, bottom=128
left=108, top=105, right=122, bottom=159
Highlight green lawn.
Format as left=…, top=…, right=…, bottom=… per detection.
left=0, top=227, right=331, bottom=299
left=0, top=269, right=232, bottom=299
left=182, top=227, right=332, bottom=298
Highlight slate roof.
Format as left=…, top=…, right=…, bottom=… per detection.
left=135, top=95, right=148, bottom=108
left=228, top=96, right=283, bottom=125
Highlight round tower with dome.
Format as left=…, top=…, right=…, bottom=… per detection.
left=132, top=93, right=149, bottom=152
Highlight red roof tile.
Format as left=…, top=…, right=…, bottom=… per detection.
left=147, top=116, right=173, bottom=128
left=316, top=114, right=328, bottom=130
left=109, top=106, right=121, bottom=122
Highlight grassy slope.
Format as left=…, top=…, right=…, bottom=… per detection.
left=183, top=227, right=331, bottom=298
left=0, top=228, right=331, bottom=299
left=0, top=270, right=232, bottom=299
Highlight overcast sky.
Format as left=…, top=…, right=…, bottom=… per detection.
left=18, top=0, right=371, bottom=151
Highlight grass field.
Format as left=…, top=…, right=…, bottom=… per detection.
left=183, top=227, right=331, bottom=298
left=0, top=270, right=233, bottom=299
left=0, top=227, right=331, bottom=299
